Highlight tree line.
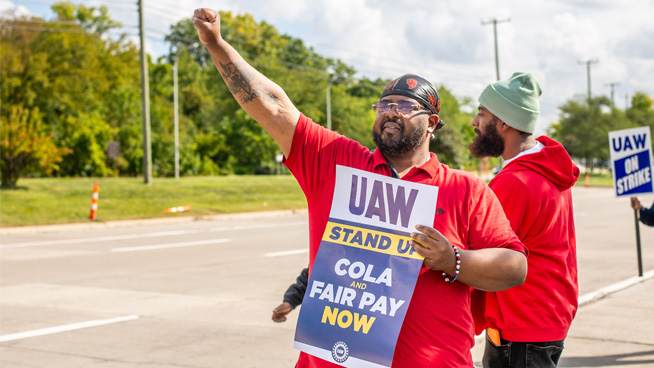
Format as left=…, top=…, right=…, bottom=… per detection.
left=2, top=2, right=653, bottom=188
left=549, top=94, right=654, bottom=172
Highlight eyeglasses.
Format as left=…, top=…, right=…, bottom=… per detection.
left=372, top=100, right=427, bottom=114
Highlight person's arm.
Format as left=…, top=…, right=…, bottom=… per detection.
left=272, top=267, right=309, bottom=323
left=411, top=225, right=527, bottom=291
left=640, top=201, right=654, bottom=226
left=192, top=8, right=299, bottom=157
left=283, top=267, right=309, bottom=307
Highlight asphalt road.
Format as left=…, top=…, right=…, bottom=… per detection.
left=1, top=187, right=653, bottom=367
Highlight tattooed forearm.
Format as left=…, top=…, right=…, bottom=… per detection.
left=219, top=61, right=259, bottom=104
left=262, top=91, right=281, bottom=105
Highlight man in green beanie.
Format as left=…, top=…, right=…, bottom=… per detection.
left=469, top=72, right=580, bottom=368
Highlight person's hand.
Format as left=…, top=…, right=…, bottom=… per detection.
left=192, top=8, right=222, bottom=47
left=272, top=302, right=293, bottom=323
left=410, top=225, right=456, bottom=273
left=631, top=197, right=642, bottom=210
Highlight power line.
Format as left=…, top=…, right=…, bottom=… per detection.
left=14, top=2, right=486, bottom=89
left=143, top=6, right=183, bottom=22
left=135, top=4, right=483, bottom=82
left=11, top=18, right=80, bottom=25
left=19, top=0, right=136, bottom=5
left=2, top=24, right=87, bottom=33
left=11, top=3, right=488, bottom=99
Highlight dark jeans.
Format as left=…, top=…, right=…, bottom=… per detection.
left=482, top=335, right=565, bottom=368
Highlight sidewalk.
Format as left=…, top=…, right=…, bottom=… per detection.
left=560, top=272, right=654, bottom=368
left=472, top=271, right=654, bottom=367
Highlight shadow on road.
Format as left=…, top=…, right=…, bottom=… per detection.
left=559, top=350, right=654, bottom=367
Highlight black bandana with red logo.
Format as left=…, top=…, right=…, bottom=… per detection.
left=380, top=74, right=445, bottom=129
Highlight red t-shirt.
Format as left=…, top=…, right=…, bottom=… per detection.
left=284, top=114, right=525, bottom=367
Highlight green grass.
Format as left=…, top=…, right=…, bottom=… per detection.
left=0, top=176, right=307, bottom=227
left=574, top=172, right=614, bottom=187
left=1, top=171, right=616, bottom=228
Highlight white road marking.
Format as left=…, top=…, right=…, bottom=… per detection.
left=1, top=221, right=306, bottom=249
left=0, top=315, right=139, bottom=343
left=265, top=249, right=309, bottom=257
left=111, top=238, right=231, bottom=253
left=1, top=230, right=191, bottom=249
left=578, top=269, right=654, bottom=306
left=207, top=221, right=306, bottom=233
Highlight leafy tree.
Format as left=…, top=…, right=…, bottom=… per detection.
left=328, top=83, right=378, bottom=149
left=51, top=1, right=121, bottom=35
left=430, top=86, right=475, bottom=168
left=166, top=18, right=211, bottom=67
left=1, top=106, right=71, bottom=188
left=550, top=96, right=637, bottom=172
left=1, top=15, right=49, bottom=109
left=626, top=92, right=654, bottom=132
left=3, top=6, right=489, bottom=181
left=2, top=2, right=142, bottom=177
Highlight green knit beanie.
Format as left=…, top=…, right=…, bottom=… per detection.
left=478, top=72, right=542, bottom=134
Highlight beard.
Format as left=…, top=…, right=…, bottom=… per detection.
left=468, top=118, right=505, bottom=158
left=373, top=118, right=426, bottom=158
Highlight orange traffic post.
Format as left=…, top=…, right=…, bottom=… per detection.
left=164, top=205, right=191, bottom=214
left=585, top=173, right=590, bottom=187
left=89, top=181, right=99, bottom=221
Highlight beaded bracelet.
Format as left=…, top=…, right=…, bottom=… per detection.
left=442, top=245, right=461, bottom=283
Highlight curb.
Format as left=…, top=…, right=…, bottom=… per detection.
left=0, top=209, right=308, bottom=235
left=577, top=269, right=654, bottom=307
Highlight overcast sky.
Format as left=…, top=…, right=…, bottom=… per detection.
left=6, top=0, right=654, bottom=135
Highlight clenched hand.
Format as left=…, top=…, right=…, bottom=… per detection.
left=192, top=8, right=222, bottom=47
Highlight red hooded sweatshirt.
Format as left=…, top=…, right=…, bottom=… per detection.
left=472, top=136, right=580, bottom=342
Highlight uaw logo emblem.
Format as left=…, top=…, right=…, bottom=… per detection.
left=331, top=341, right=349, bottom=363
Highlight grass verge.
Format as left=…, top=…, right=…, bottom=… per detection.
left=1, top=171, right=615, bottom=228
left=0, top=176, right=306, bottom=227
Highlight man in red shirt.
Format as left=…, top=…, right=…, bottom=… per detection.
left=469, top=72, right=580, bottom=367
left=193, top=9, right=528, bottom=367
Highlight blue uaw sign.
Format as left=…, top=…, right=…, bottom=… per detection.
left=609, top=127, right=654, bottom=197
left=294, top=165, right=438, bottom=368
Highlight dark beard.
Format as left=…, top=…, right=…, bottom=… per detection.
left=468, top=118, right=504, bottom=158
left=373, top=119, right=426, bottom=158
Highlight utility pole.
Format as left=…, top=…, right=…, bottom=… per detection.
left=173, top=52, right=180, bottom=179
left=604, top=82, right=620, bottom=107
left=624, top=94, right=630, bottom=110
left=326, top=67, right=334, bottom=131
left=326, top=81, right=332, bottom=131
left=578, top=59, right=598, bottom=101
left=481, top=17, right=510, bottom=81
left=481, top=17, right=510, bottom=174
left=138, top=0, right=152, bottom=185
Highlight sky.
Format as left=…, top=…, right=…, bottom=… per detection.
left=5, top=0, right=654, bottom=136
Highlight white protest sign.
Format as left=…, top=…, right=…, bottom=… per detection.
left=294, top=165, right=438, bottom=368
left=609, top=126, right=653, bottom=197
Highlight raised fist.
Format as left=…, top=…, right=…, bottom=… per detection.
left=192, top=8, right=221, bottom=46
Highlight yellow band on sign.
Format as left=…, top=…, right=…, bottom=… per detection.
left=321, top=222, right=423, bottom=260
